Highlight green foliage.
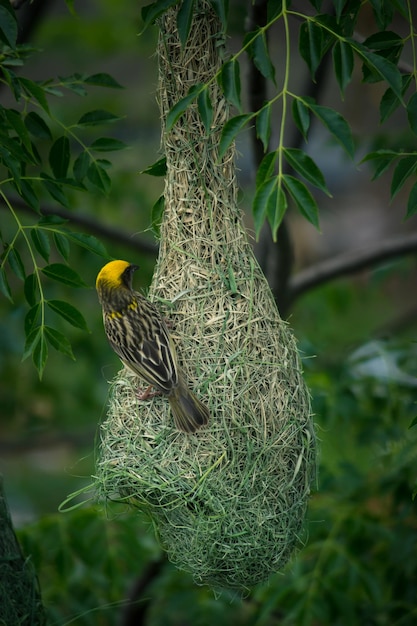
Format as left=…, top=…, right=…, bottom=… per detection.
left=142, top=0, right=417, bottom=240
left=18, top=507, right=162, bottom=625
left=18, top=505, right=260, bottom=625
left=2, top=3, right=416, bottom=620
left=0, top=4, right=130, bottom=377
left=16, top=334, right=417, bottom=625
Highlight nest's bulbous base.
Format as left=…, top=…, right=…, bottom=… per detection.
left=97, top=249, right=315, bottom=590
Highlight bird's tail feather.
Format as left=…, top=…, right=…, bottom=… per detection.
left=168, top=379, right=209, bottom=433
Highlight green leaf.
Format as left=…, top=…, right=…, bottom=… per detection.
left=209, top=0, right=229, bottom=31
left=218, top=114, right=252, bottom=161
left=369, top=0, right=394, bottom=29
left=19, top=179, right=40, bottom=213
left=177, top=0, right=195, bottom=47
left=333, top=40, right=354, bottom=95
left=151, top=195, right=165, bottom=238
left=253, top=177, right=277, bottom=238
left=292, top=99, right=310, bottom=141
left=267, top=0, right=282, bottom=21
left=0, top=267, right=13, bottom=302
left=2, top=67, right=21, bottom=101
left=407, top=92, right=417, bottom=136
left=362, top=30, right=403, bottom=54
left=197, top=89, right=213, bottom=133
left=41, top=175, right=69, bottom=208
left=383, top=0, right=407, bottom=19
left=57, top=73, right=86, bottom=96
left=24, top=303, right=41, bottom=337
left=87, top=161, right=111, bottom=194
left=84, top=73, right=123, bottom=89
left=22, top=326, right=41, bottom=362
left=33, top=329, right=48, bottom=379
left=8, top=247, right=25, bottom=280
left=31, top=228, right=51, bottom=262
left=256, top=151, right=278, bottom=187
left=165, top=85, right=201, bottom=132
left=283, top=147, right=330, bottom=195
left=141, top=0, right=177, bottom=32
left=5, top=109, right=32, bottom=152
left=73, top=151, right=90, bottom=182
left=47, top=299, right=89, bottom=331
left=256, top=105, right=271, bottom=152
left=409, top=415, right=417, bottom=429
left=19, top=77, right=50, bottom=113
left=253, top=176, right=287, bottom=240
left=24, top=273, right=38, bottom=306
left=371, top=159, right=395, bottom=180
left=44, top=326, right=75, bottom=359
left=332, top=0, right=347, bottom=21
left=253, top=30, right=275, bottom=82
left=352, top=42, right=403, bottom=101
left=89, top=137, right=128, bottom=152
left=309, top=102, right=354, bottom=157
left=140, top=157, right=167, bottom=177
left=390, top=156, right=417, bottom=200
left=219, top=60, right=242, bottom=112
left=246, top=29, right=276, bottom=84
left=405, top=182, right=417, bottom=220
left=380, top=74, right=412, bottom=123
left=49, top=136, right=70, bottom=179
left=267, top=185, right=287, bottom=241
left=299, top=19, right=325, bottom=79
left=0, top=3, right=18, bottom=48
left=77, top=110, right=121, bottom=126
left=0, top=146, right=21, bottom=185
left=41, top=263, right=87, bottom=288
left=0, top=134, right=35, bottom=166
left=25, top=111, right=52, bottom=140
left=283, top=174, right=320, bottom=229
left=360, top=149, right=398, bottom=180
left=53, top=232, right=70, bottom=261
left=65, top=232, right=108, bottom=257
left=39, top=215, right=68, bottom=226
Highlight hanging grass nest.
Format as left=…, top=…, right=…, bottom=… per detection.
left=96, top=2, right=316, bottom=591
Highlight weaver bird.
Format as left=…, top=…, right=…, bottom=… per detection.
left=96, top=260, right=209, bottom=433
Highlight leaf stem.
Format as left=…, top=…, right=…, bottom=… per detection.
left=278, top=2, right=291, bottom=190
left=1, top=191, right=46, bottom=329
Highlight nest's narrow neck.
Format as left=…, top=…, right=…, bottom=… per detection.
left=157, top=3, right=240, bottom=244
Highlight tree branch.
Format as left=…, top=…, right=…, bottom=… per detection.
left=287, top=231, right=417, bottom=304
left=1, top=196, right=158, bottom=257
left=0, top=477, right=46, bottom=624
left=120, top=559, right=165, bottom=626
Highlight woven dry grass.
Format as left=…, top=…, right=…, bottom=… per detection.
left=96, top=2, right=316, bottom=591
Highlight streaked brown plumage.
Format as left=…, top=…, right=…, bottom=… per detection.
left=96, top=260, right=209, bottom=433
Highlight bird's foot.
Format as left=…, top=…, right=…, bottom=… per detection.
left=137, top=385, right=162, bottom=401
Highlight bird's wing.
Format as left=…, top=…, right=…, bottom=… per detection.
left=104, top=299, right=178, bottom=395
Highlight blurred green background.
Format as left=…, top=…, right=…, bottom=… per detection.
left=1, top=1, right=417, bottom=624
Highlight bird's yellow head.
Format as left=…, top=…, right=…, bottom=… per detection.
left=96, top=260, right=138, bottom=297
